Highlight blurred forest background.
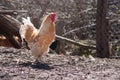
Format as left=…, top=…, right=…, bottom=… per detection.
left=0, top=0, right=120, bottom=57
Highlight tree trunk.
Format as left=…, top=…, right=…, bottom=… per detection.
left=96, top=0, right=110, bottom=58
left=0, top=15, right=21, bottom=48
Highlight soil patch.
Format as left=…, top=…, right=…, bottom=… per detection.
left=0, top=47, right=120, bottom=80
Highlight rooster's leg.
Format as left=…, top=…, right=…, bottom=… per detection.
left=34, top=54, right=45, bottom=64
left=32, top=59, right=40, bottom=65
left=34, top=55, right=43, bottom=64
left=35, top=59, right=39, bottom=63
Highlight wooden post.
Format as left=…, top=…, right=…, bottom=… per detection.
left=96, top=0, right=110, bottom=58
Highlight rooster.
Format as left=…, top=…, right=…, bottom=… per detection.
left=19, top=13, right=56, bottom=63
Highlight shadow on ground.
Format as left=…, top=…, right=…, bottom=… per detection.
left=19, top=61, right=54, bottom=70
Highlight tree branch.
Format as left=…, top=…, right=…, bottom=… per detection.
left=55, top=35, right=96, bottom=49
left=0, top=10, right=28, bottom=15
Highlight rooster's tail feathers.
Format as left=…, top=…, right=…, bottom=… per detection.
left=19, top=17, right=37, bottom=41
left=22, top=17, right=33, bottom=26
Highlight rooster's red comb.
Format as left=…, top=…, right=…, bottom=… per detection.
left=50, top=13, right=56, bottom=22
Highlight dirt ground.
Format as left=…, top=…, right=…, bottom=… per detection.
left=0, top=47, right=120, bottom=80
